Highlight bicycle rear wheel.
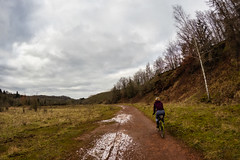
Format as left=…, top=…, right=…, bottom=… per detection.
left=159, top=122, right=164, bottom=138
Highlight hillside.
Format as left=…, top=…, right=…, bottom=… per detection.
left=80, top=91, right=112, bottom=104
left=83, top=42, right=240, bottom=105
left=83, top=0, right=240, bottom=105
left=151, top=55, right=240, bottom=105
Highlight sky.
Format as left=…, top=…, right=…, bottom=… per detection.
left=0, top=0, right=209, bottom=99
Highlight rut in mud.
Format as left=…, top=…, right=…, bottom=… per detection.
left=74, top=105, right=202, bottom=160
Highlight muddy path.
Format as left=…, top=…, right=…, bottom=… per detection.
left=72, top=105, right=202, bottom=160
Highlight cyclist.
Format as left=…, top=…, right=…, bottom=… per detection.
left=153, top=97, right=165, bottom=128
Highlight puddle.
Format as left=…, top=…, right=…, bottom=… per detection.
left=120, top=106, right=126, bottom=109
left=82, top=132, right=133, bottom=160
left=101, top=114, right=132, bottom=124
left=78, top=111, right=134, bottom=159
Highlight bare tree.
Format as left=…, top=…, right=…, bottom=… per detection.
left=118, top=77, right=128, bottom=90
left=153, top=56, right=165, bottom=74
left=208, top=0, right=240, bottom=39
left=145, top=62, right=154, bottom=81
left=196, top=11, right=214, bottom=47
left=173, top=5, right=196, bottom=57
left=164, top=41, right=182, bottom=70
left=133, top=69, right=146, bottom=86
left=204, top=10, right=225, bottom=43
left=208, top=0, right=240, bottom=64
left=173, top=5, right=210, bottom=101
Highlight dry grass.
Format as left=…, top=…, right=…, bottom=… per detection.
left=0, top=105, right=120, bottom=160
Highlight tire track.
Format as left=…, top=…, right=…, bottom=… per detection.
left=82, top=108, right=134, bottom=160
left=76, top=105, right=202, bottom=160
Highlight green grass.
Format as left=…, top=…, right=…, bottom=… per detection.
left=0, top=105, right=120, bottom=160
left=132, top=103, right=240, bottom=160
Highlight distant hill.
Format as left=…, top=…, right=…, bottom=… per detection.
left=80, top=91, right=112, bottom=104
left=0, top=91, right=79, bottom=111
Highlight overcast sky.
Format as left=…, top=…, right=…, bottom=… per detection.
left=0, top=0, right=209, bottom=99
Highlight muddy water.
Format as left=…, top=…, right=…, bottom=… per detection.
left=82, top=112, right=134, bottom=160
left=101, top=114, right=132, bottom=124
left=83, top=132, right=133, bottom=159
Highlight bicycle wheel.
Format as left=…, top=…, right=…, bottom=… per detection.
left=160, top=122, right=164, bottom=138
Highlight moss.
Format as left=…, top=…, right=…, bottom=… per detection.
left=0, top=145, right=7, bottom=154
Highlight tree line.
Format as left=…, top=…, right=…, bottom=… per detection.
left=110, top=0, right=240, bottom=103
left=0, top=89, right=78, bottom=112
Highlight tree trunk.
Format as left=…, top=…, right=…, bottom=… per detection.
left=194, top=38, right=210, bottom=101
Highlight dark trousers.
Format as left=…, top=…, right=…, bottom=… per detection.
left=156, top=110, right=165, bottom=124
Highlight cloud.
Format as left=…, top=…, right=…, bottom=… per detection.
left=0, top=0, right=209, bottom=98
left=0, top=0, right=37, bottom=49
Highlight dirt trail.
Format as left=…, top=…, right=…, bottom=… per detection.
left=74, top=105, right=202, bottom=160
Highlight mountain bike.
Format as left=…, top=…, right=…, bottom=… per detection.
left=158, top=115, right=165, bottom=138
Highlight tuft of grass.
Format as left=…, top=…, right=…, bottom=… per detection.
left=132, top=103, right=240, bottom=160
left=0, top=105, right=120, bottom=160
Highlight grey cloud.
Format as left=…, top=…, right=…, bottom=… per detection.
left=0, top=0, right=36, bottom=49
left=0, top=0, right=209, bottom=98
left=0, top=65, right=15, bottom=75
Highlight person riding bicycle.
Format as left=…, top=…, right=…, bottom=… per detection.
left=153, top=97, right=165, bottom=128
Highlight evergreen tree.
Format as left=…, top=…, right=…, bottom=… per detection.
left=16, top=91, right=20, bottom=98
left=111, top=86, right=121, bottom=103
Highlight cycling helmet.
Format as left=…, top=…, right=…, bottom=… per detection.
left=155, top=97, right=160, bottom=101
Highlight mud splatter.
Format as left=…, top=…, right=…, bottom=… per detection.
left=101, top=114, right=132, bottom=124
left=82, top=132, right=133, bottom=160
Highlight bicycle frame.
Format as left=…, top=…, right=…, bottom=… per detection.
left=158, top=115, right=165, bottom=138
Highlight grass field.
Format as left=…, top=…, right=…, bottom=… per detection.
left=0, top=105, right=120, bottom=160
left=132, top=103, right=240, bottom=160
